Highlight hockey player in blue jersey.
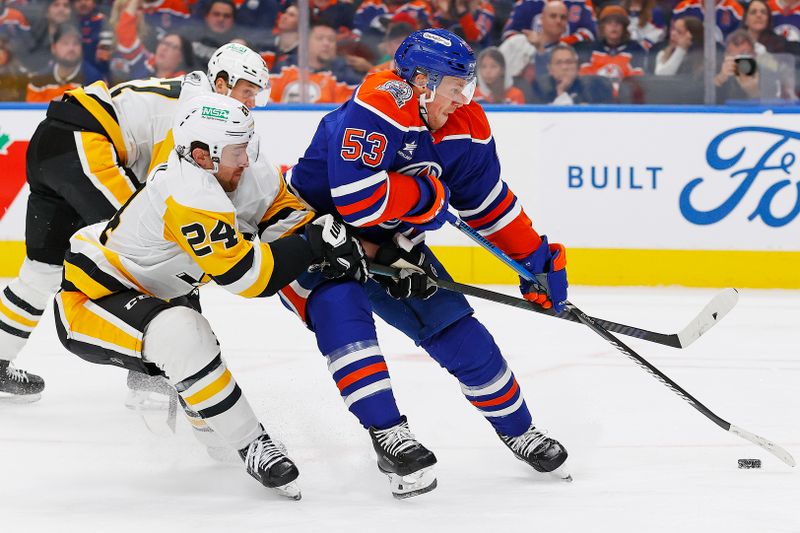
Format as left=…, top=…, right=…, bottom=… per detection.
left=283, top=28, right=571, bottom=498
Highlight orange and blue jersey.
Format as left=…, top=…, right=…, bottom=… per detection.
left=0, top=6, right=29, bottom=41
left=578, top=40, right=645, bottom=80
left=354, top=0, right=434, bottom=36
left=503, top=0, right=596, bottom=44
left=672, top=0, right=743, bottom=42
left=287, top=70, right=543, bottom=260
left=142, top=0, right=191, bottom=35
left=768, top=0, right=800, bottom=42
left=269, top=64, right=357, bottom=103
left=435, top=1, right=495, bottom=48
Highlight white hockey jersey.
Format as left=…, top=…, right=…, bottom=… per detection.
left=63, top=142, right=314, bottom=301
left=65, top=71, right=213, bottom=183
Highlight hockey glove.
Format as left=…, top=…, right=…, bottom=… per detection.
left=399, top=174, right=451, bottom=232
left=518, top=235, right=568, bottom=313
left=373, top=234, right=438, bottom=299
left=305, top=214, right=367, bottom=282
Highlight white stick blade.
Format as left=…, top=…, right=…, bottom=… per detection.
left=729, top=424, right=796, bottom=467
left=677, top=288, right=739, bottom=348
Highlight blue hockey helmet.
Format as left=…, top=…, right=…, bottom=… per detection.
left=394, top=29, right=477, bottom=100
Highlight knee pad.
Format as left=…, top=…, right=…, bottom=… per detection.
left=142, top=306, right=220, bottom=382
left=10, top=258, right=63, bottom=310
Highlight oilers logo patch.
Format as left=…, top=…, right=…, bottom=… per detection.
left=377, top=80, right=414, bottom=107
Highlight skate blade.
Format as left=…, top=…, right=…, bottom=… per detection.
left=125, top=390, right=170, bottom=411
left=271, top=481, right=301, bottom=501
left=0, top=392, right=42, bottom=404
left=387, top=466, right=438, bottom=499
left=548, top=464, right=573, bottom=482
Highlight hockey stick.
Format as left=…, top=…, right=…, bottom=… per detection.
left=367, top=263, right=736, bottom=349
left=442, top=212, right=796, bottom=467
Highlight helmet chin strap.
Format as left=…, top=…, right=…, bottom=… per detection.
left=418, top=86, right=436, bottom=130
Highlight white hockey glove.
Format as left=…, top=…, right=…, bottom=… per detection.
left=305, top=214, right=367, bottom=282
left=373, top=234, right=438, bottom=300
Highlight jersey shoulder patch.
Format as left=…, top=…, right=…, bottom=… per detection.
left=353, top=71, right=425, bottom=131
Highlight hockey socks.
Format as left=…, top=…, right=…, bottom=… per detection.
left=308, top=281, right=403, bottom=430
left=0, top=259, right=61, bottom=362
left=421, top=316, right=533, bottom=437
left=173, top=353, right=262, bottom=450
left=325, top=340, right=402, bottom=429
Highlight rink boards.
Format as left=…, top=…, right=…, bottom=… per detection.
left=0, top=104, right=798, bottom=288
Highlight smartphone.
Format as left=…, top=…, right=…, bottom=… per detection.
left=733, top=55, right=757, bottom=76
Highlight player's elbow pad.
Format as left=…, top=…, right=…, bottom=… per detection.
left=261, top=234, right=315, bottom=296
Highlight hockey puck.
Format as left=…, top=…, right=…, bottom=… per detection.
left=737, top=458, right=761, bottom=469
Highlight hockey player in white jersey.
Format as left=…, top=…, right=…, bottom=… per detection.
left=52, top=93, right=366, bottom=498
left=0, top=42, right=269, bottom=401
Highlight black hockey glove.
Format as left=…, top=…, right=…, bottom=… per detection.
left=373, top=234, right=438, bottom=300
left=305, top=214, right=367, bottom=282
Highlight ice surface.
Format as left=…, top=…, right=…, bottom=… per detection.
left=2, top=283, right=798, bottom=532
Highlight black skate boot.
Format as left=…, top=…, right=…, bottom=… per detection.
left=0, top=359, right=44, bottom=402
left=499, top=424, right=571, bottom=481
left=369, top=416, right=438, bottom=499
left=239, top=428, right=301, bottom=500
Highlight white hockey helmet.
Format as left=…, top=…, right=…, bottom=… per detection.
left=207, top=42, right=271, bottom=105
left=173, top=93, right=254, bottom=173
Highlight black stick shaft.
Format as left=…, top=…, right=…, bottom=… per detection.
left=369, top=263, right=680, bottom=348
left=565, top=303, right=731, bottom=431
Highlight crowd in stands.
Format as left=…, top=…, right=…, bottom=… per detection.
left=1, top=0, right=799, bottom=104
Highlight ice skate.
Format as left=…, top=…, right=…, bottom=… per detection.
left=239, top=429, right=301, bottom=500
left=369, top=416, right=438, bottom=499
left=0, top=359, right=44, bottom=403
left=499, top=424, right=572, bottom=481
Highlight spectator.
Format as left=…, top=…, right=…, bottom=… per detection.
left=139, top=0, right=191, bottom=47
left=502, top=0, right=596, bottom=45
left=0, top=0, right=30, bottom=44
left=577, top=5, right=645, bottom=83
left=651, top=15, right=705, bottom=76
left=354, top=0, right=432, bottom=44
left=474, top=46, right=525, bottom=103
left=0, top=38, right=26, bottom=100
left=433, top=0, right=495, bottom=49
left=743, top=0, right=793, bottom=53
left=714, top=29, right=783, bottom=101
left=26, top=23, right=98, bottom=101
left=770, top=0, right=800, bottom=43
left=311, top=0, right=356, bottom=34
left=23, top=0, right=72, bottom=73
left=262, top=3, right=299, bottom=70
left=368, top=20, right=414, bottom=73
left=499, top=0, right=568, bottom=81
left=621, top=0, right=666, bottom=50
left=672, top=0, right=743, bottom=43
left=270, top=21, right=361, bottom=103
left=73, top=0, right=111, bottom=79
left=192, top=0, right=278, bottom=43
left=530, top=43, right=613, bottom=102
left=187, top=0, right=239, bottom=66
left=110, top=0, right=193, bottom=82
